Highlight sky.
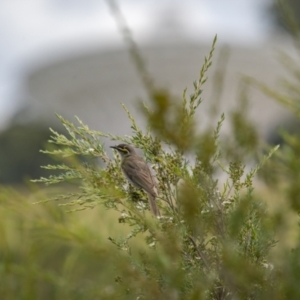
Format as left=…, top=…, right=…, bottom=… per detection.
left=0, top=0, right=273, bottom=128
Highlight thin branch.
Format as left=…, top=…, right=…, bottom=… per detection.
left=188, top=235, right=210, bottom=270
left=104, top=0, right=155, bottom=96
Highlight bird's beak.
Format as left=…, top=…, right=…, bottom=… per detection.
left=110, top=145, right=118, bottom=150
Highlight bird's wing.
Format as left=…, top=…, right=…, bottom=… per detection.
left=124, top=157, right=157, bottom=196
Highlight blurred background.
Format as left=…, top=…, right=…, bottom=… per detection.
left=0, top=0, right=299, bottom=184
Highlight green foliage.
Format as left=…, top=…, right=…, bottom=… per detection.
left=0, top=187, right=142, bottom=299
left=28, top=36, right=281, bottom=299
left=247, top=0, right=300, bottom=212
left=3, top=1, right=300, bottom=299
left=244, top=3, right=300, bottom=299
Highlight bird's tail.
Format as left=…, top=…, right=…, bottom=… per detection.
left=147, top=193, right=160, bottom=217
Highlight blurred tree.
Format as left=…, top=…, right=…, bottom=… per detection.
left=0, top=121, right=58, bottom=184
left=268, top=0, right=300, bottom=34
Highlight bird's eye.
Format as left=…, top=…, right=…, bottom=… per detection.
left=120, top=147, right=128, bottom=153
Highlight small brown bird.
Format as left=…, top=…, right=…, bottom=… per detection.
left=110, top=144, right=160, bottom=217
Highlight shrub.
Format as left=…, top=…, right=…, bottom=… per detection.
left=32, top=35, right=280, bottom=299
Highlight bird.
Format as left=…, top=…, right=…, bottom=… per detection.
left=110, top=144, right=160, bottom=217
